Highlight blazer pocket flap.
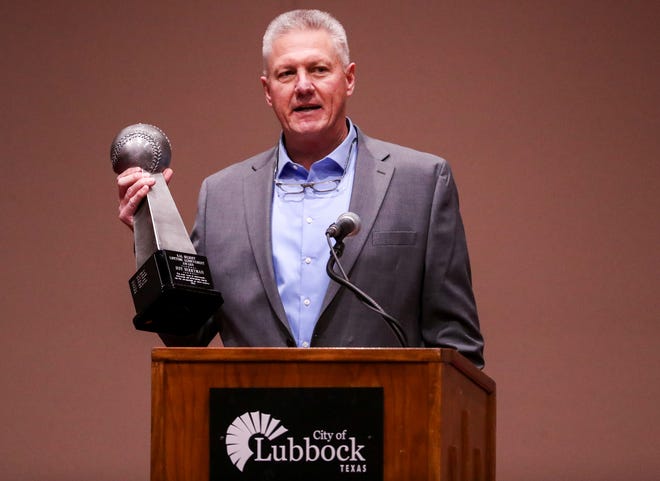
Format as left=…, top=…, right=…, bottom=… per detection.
left=372, top=231, right=417, bottom=246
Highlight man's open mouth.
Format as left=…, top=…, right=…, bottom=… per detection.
left=293, top=105, right=321, bottom=112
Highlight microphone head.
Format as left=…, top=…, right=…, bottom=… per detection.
left=110, top=123, right=172, bottom=174
left=337, top=212, right=361, bottom=238
left=326, top=212, right=361, bottom=241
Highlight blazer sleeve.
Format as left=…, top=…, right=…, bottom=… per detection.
left=421, top=160, right=484, bottom=368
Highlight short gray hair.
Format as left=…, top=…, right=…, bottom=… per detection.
left=262, top=9, right=350, bottom=72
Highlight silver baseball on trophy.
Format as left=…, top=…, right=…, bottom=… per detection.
left=110, top=123, right=222, bottom=335
left=111, top=123, right=172, bottom=174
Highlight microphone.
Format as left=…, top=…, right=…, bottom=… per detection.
left=325, top=212, right=361, bottom=242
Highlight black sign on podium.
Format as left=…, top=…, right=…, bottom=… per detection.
left=210, top=387, right=384, bottom=481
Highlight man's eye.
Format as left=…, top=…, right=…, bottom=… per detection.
left=278, top=71, right=294, bottom=80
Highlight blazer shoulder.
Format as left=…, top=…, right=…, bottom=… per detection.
left=360, top=134, right=451, bottom=178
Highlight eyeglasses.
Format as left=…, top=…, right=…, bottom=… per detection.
left=275, top=178, right=343, bottom=195
left=274, top=137, right=357, bottom=199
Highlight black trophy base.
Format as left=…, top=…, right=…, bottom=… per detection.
left=129, top=250, right=223, bottom=336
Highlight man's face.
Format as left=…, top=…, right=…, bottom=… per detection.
left=261, top=29, right=356, bottom=150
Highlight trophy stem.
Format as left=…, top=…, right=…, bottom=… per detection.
left=133, top=173, right=195, bottom=268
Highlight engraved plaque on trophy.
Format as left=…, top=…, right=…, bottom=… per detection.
left=111, top=123, right=223, bottom=335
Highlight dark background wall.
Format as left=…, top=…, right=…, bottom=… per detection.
left=2, top=1, right=658, bottom=480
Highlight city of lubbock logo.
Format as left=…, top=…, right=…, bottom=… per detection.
left=226, top=411, right=288, bottom=472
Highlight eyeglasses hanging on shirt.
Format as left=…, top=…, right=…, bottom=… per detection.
left=274, top=138, right=357, bottom=201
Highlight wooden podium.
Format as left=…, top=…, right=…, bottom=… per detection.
left=151, top=348, right=495, bottom=481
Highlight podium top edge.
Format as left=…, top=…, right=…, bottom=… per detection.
left=151, top=347, right=495, bottom=392
left=152, top=347, right=449, bottom=362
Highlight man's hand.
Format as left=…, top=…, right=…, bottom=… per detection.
left=117, top=167, right=174, bottom=229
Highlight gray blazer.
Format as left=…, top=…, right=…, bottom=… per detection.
left=161, top=128, right=484, bottom=368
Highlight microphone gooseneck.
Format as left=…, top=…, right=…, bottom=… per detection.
left=324, top=212, right=408, bottom=347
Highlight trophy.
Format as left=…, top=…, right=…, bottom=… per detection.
left=111, top=123, right=223, bottom=335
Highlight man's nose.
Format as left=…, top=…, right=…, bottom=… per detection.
left=294, top=72, right=314, bottom=95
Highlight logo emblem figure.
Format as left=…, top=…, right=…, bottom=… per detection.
left=226, top=411, right=288, bottom=472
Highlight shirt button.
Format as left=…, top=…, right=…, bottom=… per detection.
left=306, top=217, right=313, bottom=224
left=303, top=298, right=311, bottom=307
left=304, top=257, right=312, bottom=264
left=302, top=341, right=310, bottom=348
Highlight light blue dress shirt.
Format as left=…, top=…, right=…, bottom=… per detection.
left=271, top=121, right=358, bottom=347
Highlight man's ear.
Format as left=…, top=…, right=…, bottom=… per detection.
left=260, top=76, right=273, bottom=106
left=345, top=63, right=356, bottom=96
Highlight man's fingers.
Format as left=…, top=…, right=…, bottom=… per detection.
left=118, top=185, right=150, bottom=228
left=163, top=168, right=174, bottom=184
left=116, top=167, right=174, bottom=229
left=118, top=170, right=154, bottom=198
left=124, top=176, right=155, bottom=200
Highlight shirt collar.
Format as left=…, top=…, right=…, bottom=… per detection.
left=276, top=118, right=357, bottom=181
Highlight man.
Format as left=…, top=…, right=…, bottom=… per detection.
left=117, top=10, right=484, bottom=368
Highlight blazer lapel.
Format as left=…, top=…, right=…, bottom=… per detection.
left=243, top=149, right=290, bottom=331
left=319, top=130, right=394, bottom=314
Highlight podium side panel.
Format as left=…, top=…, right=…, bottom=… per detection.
left=440, top=364, right=495, bottom=481
left=151, top=360, right=166, bottom=481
